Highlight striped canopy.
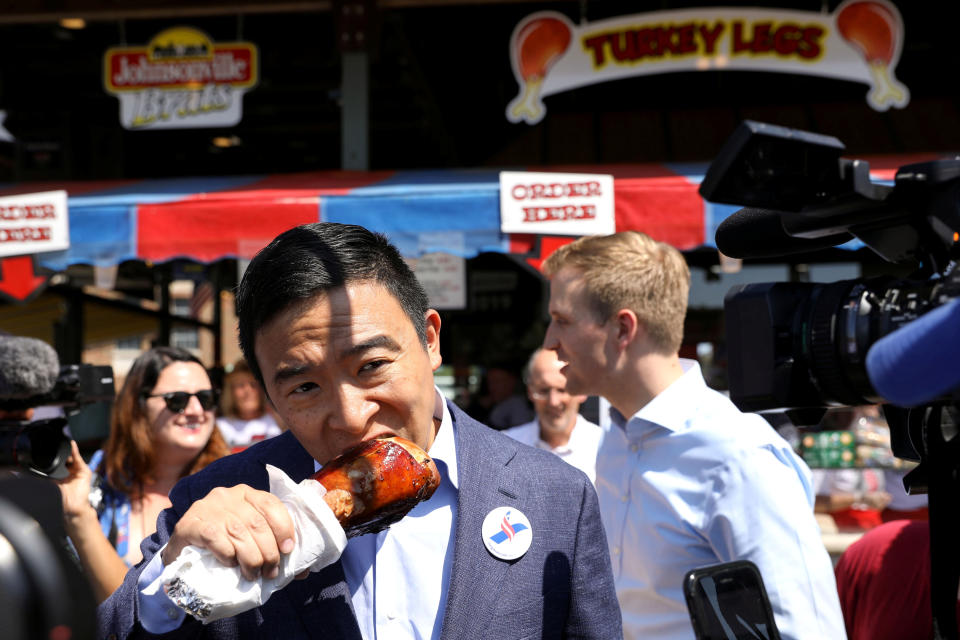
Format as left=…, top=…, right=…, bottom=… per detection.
left=0, top=157, right=930, bottom=271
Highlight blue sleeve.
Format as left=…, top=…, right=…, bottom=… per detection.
left=702, top=447, right=847, bottom=640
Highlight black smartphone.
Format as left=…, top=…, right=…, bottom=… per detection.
left=683, top=560, right=781, bottom=640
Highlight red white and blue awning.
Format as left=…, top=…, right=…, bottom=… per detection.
left=0, top=157, right=931, bottom=272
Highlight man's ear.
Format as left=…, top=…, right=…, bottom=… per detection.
left=614, top=309, right=640, bottom=350
left=425, top=309, right=443, bottom=371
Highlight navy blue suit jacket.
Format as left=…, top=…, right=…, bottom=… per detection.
left=97, top=401, right=622, bottom=639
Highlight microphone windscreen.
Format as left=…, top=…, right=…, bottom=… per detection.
left=866, top=298, right=960, bottom=407
left=0, top=336, right=60, bottom=400
left=715, top=207, right=852, bottom=259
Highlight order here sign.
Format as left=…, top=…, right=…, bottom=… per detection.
left=499, top=171, right=615, bottom=236
left=0, top=190, right=70, bottom=258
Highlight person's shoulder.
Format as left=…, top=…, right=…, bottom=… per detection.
left=215, top=415, right=242, bottom=433
left=669, top=402, right=811, bottom=494
left=177, top=431, right=303, bottom=493
left=502, top=420, right=538, bottom=443
left=517, top=436, right=591, bottom=474
left=223, top=429, right=300, bottom=468
left=453, top=404, right=589, bottom=479
left=676, top=388, right=776, bottom=439
left=574, top=414, right=603, bottom=435
left=495, top=424, right=593, bottom=486
left=506, top=440, right=596, bottom=513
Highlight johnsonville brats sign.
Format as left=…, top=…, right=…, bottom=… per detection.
left=104, top=27, right=258, bottom=130
left=507, top=0, right=909, bottom=124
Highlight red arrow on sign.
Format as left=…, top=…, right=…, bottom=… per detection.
left=0, top=255, right=49, bottom=302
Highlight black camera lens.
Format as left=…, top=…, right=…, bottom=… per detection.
left=0, top=418, right=73, bottom=479
left=724, top=276, right=953, bottom=412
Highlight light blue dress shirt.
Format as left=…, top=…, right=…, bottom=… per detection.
left=138, top=391, right=458, bottom=639
left=596, top=359, right=846, bottom=640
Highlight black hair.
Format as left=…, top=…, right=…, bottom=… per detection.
left=130, top=346, right=206, bottom=396
left=236, top=223, right=430, bottom=385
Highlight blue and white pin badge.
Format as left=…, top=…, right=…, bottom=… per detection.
left=482, top=507, right=533, bottom=561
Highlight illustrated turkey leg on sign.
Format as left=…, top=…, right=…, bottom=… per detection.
left=507, top=14, right=572, bottom=125
left=836, top=0, right=909, bottom=111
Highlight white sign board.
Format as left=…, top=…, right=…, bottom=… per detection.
left=507, top=1, right=909, bottom=125
left=104, top=27, right=258, bottom=131
left=413, top=252, right=467, bottom=310
left=0, top=190, right=70, bottom=258
left=499, top=171, right=615, bottom=236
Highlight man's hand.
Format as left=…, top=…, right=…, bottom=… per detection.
left=162, top=485, right=296, bottom=581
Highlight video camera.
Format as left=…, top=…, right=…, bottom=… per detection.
left=0, top=336, right=105, bottom=640
left=701, top=120, right=960, bottom=639
left=701, top=121, right=959, bottom=421
left=0, top=337, right=114, bottom=479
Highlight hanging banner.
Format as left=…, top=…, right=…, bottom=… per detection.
left=0, top=190, right=69, bottom=257
left=104, top=26, right=258, bottom=130
left=499, top=171, right=615, bottom=236
left=0, top=190, right=67, bottom=301
left=507, top=0, right=909, bottom=125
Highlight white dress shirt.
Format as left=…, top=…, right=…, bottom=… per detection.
left=503, top=414, right=603, bottom=484
left=138, top=391, right=459, bottom=639
left=340, top=395, right=457, bottom=640
left=597, top=359, right=846, bottom=640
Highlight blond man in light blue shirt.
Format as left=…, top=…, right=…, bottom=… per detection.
left=542, top=231, right=845, bottom=640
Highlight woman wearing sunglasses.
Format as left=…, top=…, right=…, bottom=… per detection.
left=55, top=346, right=230, bottom=603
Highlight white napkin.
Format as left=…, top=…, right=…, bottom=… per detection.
left=153, top=464, right=348, bottom=623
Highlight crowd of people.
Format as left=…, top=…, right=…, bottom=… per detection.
left=2, top=221, right=956, bottom=639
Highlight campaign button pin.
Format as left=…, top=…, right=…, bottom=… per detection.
left=482, top=506, right=532, bottom=561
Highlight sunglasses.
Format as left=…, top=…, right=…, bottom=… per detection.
left=143, top=389, right=219, bottom=413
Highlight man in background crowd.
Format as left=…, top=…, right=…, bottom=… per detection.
left=541, top=230, right=845, bottom=640
left=504, top=348, right=603, bottom=483
left=465, top=363, right=534, bottom=430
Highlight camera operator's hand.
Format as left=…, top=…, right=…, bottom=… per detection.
left=55, top=440, right=97, bottom=525
left=161, top=485, right=297, bottom=582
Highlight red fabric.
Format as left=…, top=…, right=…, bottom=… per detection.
left=830, top=507, right=884, bottom=531
left=881, top=506, right=930, bottom=523
left=522, top=236, right=576, bottom=272
left=613, top=175, right=704, bottom=249
left=835, top=520, right=960, bottom=640
left=137, top=198, right=320, bottom=262
left=540, top=163, right=705, bottom=248
left=508, top=233, right=537, bottom=255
